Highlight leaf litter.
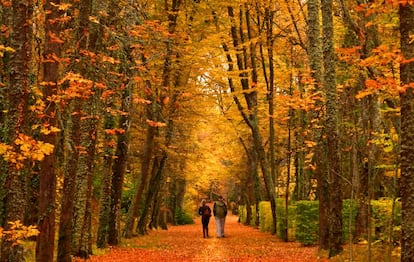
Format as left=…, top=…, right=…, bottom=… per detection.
left=78, top=214, right=327, bottom=261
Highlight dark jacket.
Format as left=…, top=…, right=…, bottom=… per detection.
left=198, top=205, right=211, bottom=217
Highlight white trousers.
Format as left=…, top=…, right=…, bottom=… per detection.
left=215, top=216, right=226, bottom=237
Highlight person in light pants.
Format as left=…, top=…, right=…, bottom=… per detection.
left=213, top=196, right=227, bottom=237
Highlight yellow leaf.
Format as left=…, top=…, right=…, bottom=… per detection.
left=38, top=142, right=54, bottom=155
left=304, top=140, right=317, bottom=148
left=89, top=16, right=100, bottom=24
left=50, top=2, right=72, bottom=10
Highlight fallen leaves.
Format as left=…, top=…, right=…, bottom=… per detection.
left=79, top=215, right=325, bottom=262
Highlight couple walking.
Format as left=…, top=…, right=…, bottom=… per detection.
left=198, top=195, right=227, bottom=238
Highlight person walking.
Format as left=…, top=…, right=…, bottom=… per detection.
left=213, top=195, right=227, bottom=238
left=198, top=199, right=212, bottom=238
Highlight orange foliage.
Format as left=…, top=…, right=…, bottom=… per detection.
left=146, top=119, right=167, bottom=127
left=105, top=128, right=126, bottom=135
left=0, top=221, right=39, bottom=246
left=0, top=134, right=54, bottom=169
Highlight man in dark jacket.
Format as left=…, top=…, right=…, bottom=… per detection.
left=213, top=195, right=227, bottom=237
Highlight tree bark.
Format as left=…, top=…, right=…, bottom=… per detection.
left=1, top=0, right=32, bottom=261
left=108, top=87, right=131, bottom=245
left=306, top=0, right=329, bottom=250
left=321, top=0, right=343, bottom=257
left=72, top=109, right=98, bottom=258
left=57, top=104, right=81, bottom=262
left=96, top=106, right=116, bottom=247
left=399, top=3, right=414, bottom=261
left=36, top=0, right=62, bottom=261
left=137, top=155, right=166, bottom=234
left=57, top=0, right=91, bottom=259
left=124, top=105, right=155, bottom=238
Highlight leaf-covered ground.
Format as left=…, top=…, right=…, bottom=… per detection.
left=80, top=213, right=328, bottom=261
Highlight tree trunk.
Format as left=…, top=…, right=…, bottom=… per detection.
left=226, top=5, right=278, bottom=234
left=72, top=109, right=98, bottom=258
left=321, top=0, right=343, bottom=257
left=399, top=3, right=414, bottom=261
left=306, top=0, right=329, bottom=250
left=1, top=0, right=32, bottom=261
left=58, top=0, right=91, bottom=259
left=123, top=32, right=159, bottom=239
left=124, top=119, right=155, bottom=238
left=57, top=103, right=81, bottom=262
left=96, top=108, right=116, bottom=248
left=35, top=0, right=62, bottom=261
left=262, top=6, right=277, bottom=207
left=108, top=87, right=131, bottom=245
left=137, top=155, right=166, bottom=234
left=171, top=177, right=186, bottom=225
left=292, top=78, right=308, bottom=201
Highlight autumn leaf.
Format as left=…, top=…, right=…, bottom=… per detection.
left=355, top=89, right=374, bottom=99
left=304, top=140, right=317, bottom=148
left=146, top=119, right=167, bottom=127
left=50, top=2, right=72, bottom=10
left=101, top=55, right=120, bottom=64
left=365, top=79, right=380, bottom=89
left=105, top=128, right=126, bottom=135
left=1, top=221, right=39, bottom=246
left=0, top=44, right=15, bottom=57
left=40, top=125, right=61, bottom=135
left=48, top=31, right=64, bottom=44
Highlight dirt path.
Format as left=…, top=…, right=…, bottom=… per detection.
left=81, top=214, right=326, bottom=261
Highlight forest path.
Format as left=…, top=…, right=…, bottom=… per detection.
left=81, top=214, right=326, bottom=262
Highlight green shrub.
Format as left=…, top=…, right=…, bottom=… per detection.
left=239, top=198, right=401, bottom=246
left=259, top=201, right=273, bottom=233
left=250, top=204, right=258, bottom=227
left=295, top=201, right=319, bottom=245
left=241, top=200, right=296, bottom=239
left=276, top=200, right=297, bottom=241
left=371, top=199, right=401, bottom=243
left=238, top=204, right=259, bottom=226
left=342, top=199, right=358, bottom=242
left=175, top=208, right=194, bottom=225
left=238, top=205, right=247, bottom=224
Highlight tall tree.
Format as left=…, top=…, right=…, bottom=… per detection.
left=306, top=0, right=329, bottom=249
left=36, top=0, right=62, bottom=261
left=225, top=4, right=278, bottom=234
left=1, top=0, right=33, bottom=261
left=399, top=2, right=414, bottom=261
left=124, top=49, right=157, bottom=239
left=136, top=0, right=184, bottom=235
left=108, top=85, right=131, bottom=245
left=321, top=0, right=343, bottom=257
left=57, top=0, right=92, bottom=260
left=95, top=0, right=123, bottom=247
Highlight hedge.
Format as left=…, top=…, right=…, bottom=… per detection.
left=238, top=198, right=401, bottom=245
